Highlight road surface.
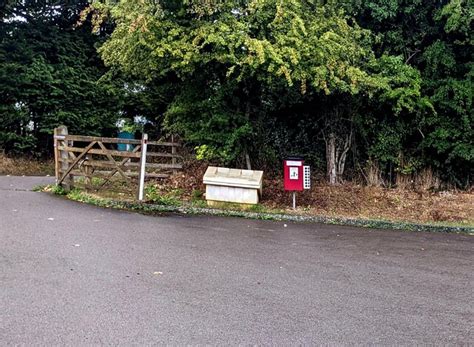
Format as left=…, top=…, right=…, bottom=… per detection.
left=1, top=176, right=473, bottom=344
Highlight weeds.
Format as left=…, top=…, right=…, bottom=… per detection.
left=66, top=189, right=123, bottom=209
left=191, top=199, right=207, bottom=208
left=35, top=183, right=473, bottom=234
left=191, top=189, right=204, bottom=201
left=67, top=188, right=86, bottom=201
left=145, top=185, right=182, bottom=206
left=248, top=204, right=266, bottom=213
left=51, top=185, right=67, bottom=195
left=36, top=184, right=67, bottom=195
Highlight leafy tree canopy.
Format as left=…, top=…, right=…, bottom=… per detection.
left=91, top=0, right=425, bottom=166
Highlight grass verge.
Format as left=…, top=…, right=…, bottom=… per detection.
left=37, top=185, right=474, bottom=235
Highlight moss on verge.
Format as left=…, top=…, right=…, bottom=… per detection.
left=38, top=185, right=474, bottom=235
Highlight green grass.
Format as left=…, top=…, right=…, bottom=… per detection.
left=36, top=184, right=474, bottom=235
left=144, top=185, right=182, bottom=206
left=34, top=184, right=67, bottom=195
left=191, top=199, right=207, bottom=208
left=51, top=185, right=67, bottom=195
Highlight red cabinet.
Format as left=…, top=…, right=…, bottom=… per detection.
left=284, top=158, right=304, bottom=191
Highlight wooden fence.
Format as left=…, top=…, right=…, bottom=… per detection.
left=53, top=126, right=182, bottom=199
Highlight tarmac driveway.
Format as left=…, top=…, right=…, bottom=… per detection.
left=1, top=176, right=473, bottom=344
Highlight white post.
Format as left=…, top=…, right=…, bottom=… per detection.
left=292, top=191, right=296, bottom=210
left=137, top=133, right=148, bottom=201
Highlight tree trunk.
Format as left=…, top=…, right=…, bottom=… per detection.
left=326, top=130, right=352, bottom=185
left=336, top=130, right=352, bottom=180
left=326, top=133, right=337, bottom=185
left=244, top=99, right=252, bottom=171
left=245, top=151, right=252, bottom=170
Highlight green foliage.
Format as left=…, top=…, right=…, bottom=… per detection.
left=247, top=204, right=266, bottom=213
left=118, top=119, right=141, bottom=134
left=164, top=78, right=254, bottom=164
left=397, top=158, right=422, bottom=176
left=51, top=185, right=68, bottom=196
left=0, top=0, right=123, bottom=155
left=191, top=199, right=207, bottom=208
left=145, top=185, right=182, bottom=206
left=66, top=188, right=84, bottom=200
left=66, top=188, right=120, bottom=208
left=368, top=124, right=403, bottom=165
left=1, top=0, right=472, bottom=187
left=97, top=0, right=388, bottom=94
left=94, top=0, right=426, bottom=169
left=191, top=189, right=204, bottom=201
left=437, top=0, right=474, bottom=36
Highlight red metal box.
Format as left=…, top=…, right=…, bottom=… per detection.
left=284, top=158, right=304, bottom=191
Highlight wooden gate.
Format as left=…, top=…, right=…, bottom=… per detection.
left=53, top=126, right=182, bottom=199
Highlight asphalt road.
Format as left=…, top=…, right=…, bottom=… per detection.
left=1, top=176, right=473, bottom=345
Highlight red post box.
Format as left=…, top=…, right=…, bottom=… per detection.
left=284, top=157, right=304, bottom=191
left=284, top=157, right=311, bottom=209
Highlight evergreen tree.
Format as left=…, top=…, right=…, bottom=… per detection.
left=0, top=0, right=122, bottom=154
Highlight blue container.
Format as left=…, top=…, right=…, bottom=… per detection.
left=117, top=131, right=135, bottom=151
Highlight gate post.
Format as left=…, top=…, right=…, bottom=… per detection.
left=54, top=125, right=72, bottom=191
left=53, top=127, right=61, bottom=183
left=171, top=134, right=177, bottom=175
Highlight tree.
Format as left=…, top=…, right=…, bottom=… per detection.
left=92, top=0, right=422, bottom=182
left=0, top=0, right=123, bottom=155
left=344, top=0, right=473, bottom=186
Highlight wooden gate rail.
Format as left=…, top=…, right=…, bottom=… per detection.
left=61, top=134, right=180, bottom=147
left=57, top=141, right=97, bottom=185
left=57, top=146, right=180, bottom=158
left=53, top=126, right=182, bottom=199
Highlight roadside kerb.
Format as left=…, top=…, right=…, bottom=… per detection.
left=52, top=191, right=474, bottom=235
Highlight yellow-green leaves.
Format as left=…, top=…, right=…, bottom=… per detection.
left=96, top=0, right=388, bottom=96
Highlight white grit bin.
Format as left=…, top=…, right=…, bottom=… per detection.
left=203, top=166, right=264, bottom=205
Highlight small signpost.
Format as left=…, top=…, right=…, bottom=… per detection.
left=283, top=157, right=311, bottom=209
left=137, top=133, right=148, bottom=201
